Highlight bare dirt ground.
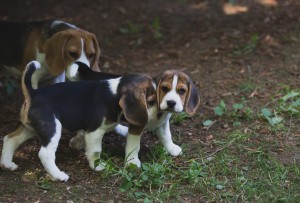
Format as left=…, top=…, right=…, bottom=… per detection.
left=0, top=0, right=300, bottom=202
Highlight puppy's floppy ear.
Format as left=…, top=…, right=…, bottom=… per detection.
left=185, top=79, right=200, bottom=116
left=155, top=76, right=163, bottom=109
left=44, top=32, right=70, bottom=76
left=119, top=89, right=148, bottom=127
left=90, top=33, right=101, bottom=72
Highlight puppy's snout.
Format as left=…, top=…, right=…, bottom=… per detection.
left=167, top=100, right=176, bottom=108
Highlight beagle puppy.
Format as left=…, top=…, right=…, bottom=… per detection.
left=70, top=63, right=201, bottom=166
left=0, top=20, right=100, bottom=88
left=0, top=61, right=157, bottom=181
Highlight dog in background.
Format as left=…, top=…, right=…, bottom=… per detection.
left=0, top=19, right=100, bottom=88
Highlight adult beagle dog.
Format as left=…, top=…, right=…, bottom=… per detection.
left=0, top=19, right=100, bottom=88
left=70, top=63, right=201, bottom=167
left=0, top=61, right=157, bottom=181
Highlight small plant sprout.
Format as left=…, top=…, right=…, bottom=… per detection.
left=171, top=112, right=190, bottom=125
left=119, top=21, right=140, bottom=35
left=203, top=119, right=214, bottom=127
left=279, top=90, right=300, bottom=115
left=214, top=100, right=227, bottom=116
left=151, top=17, right=163, bottom=40
left=235, top=33, right=259, bottom=55
left=261, top=108, right=283, bottom=126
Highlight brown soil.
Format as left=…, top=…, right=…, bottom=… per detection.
left=0, top=0, right=300, bottom=202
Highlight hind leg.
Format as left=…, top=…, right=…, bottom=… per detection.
left=69, top=124, right=128, bottom=151
left=1, top=124, right=36, bottom=170
left=38, top=119, right=69, bottom=181
left=85, top=128, right=106, bottom=171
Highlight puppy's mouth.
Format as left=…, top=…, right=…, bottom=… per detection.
left=160, top=101, right=184, bottom=113
left=160, top=106, right=182, bottom=113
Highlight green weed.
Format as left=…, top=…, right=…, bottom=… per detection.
left=119, top=21, right=140, bottom=35
left=151, top=17, right=163, bottom=40
left=234, top=33, right=259, bottom=55
left=171, top=112, right=190, bottom=125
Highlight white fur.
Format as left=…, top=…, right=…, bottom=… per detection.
left=51, top=20, right=77, bottom=29
left=160, top=74, right=184, bottom=112
left=30, top=60, right=41, bottom=69
left=155, top=118, right=182, bottom=156
left=38, top=118, right=69, bottom=181
left=125, top=133, right=141, bottom=167
left=76, top=39, right=90, bottom=66
left=54, top=71, right=66, bottom=83
left=66, top=63, right=79, bottom=80
left=1, top=127, right=35, bottom=170
left=32, top=52, right=48, bottom=89
left=108, top=77, right=121, bottom=95
left=85, top=120, right=116, bottom=171
left=114, top=124, right=129, bottom=137
left=67, top=39, right=90, bottom=81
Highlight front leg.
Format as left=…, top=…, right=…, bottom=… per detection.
left=155, top=119, right=182, bottom=156
left=125, top=133, right=142, bottom=168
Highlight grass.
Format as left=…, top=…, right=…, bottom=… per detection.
left=86, top=87, right=300, bottom=202
left=2, top=83, right=299, bottom=202
left=234, top=33, right=259, bottom=55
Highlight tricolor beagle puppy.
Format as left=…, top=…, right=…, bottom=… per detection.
left=70, top=63, right=201, bottom=167
left=0, top=19, right=100, bottom=88
left=0, top=61, right=157, bottom=181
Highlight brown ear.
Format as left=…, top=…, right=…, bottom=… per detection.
left=119, top=90, right=148, bottom=127
left=156, top=77, right=162, bottom=109
left=90, top=33, right=101, bottom=72
left=44, top=32, right=70, bottom=76
left=185, top=80, right=200, bottom=116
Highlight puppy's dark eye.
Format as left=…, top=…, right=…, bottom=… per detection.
left=69, top=52, right=78, bottom=59
left=178, top=88, right=186, bottom=95
left=161, top=86, right=170, bottom=93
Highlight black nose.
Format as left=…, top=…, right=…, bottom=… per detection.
left=167, top=100, right=176, bottom=108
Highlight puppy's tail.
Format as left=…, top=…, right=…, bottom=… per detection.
left=21, top=61, right=40, bottom=98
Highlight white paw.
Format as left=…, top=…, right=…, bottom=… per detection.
left=126, top=157, right=141, bottom=168
left=114, top=124, right=128, bottom=137
left=167, top=144, right=182, bottom=156
left=95, top=162, right=106, bottom=171
left=49, top=171, right=69, bottom=182
left=1, top=161, right=18, bottom=171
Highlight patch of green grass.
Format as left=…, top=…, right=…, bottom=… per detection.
left=118, top=21, right=140, bottom=35
left=284, top=34, right=300, bottom=43
left=234, top=33, right=259, bottom=55
left=171, top=112, right=190, bottom=125
left=95, top=129, right=300, bottom=202
left=151, top=17, right=163, bottom=40
left=92, top=87, right=300, bottom=202
left=0, top=74, right=19, bottom=95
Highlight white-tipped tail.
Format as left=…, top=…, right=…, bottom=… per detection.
left=66, top=64, right=79, bottom=81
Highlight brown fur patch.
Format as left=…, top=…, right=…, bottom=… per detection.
left=22, top=28, right=45, bottom=68
left=43, top=29, right=100, bottom=76
left=6, top=124, right=25, bottom=138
